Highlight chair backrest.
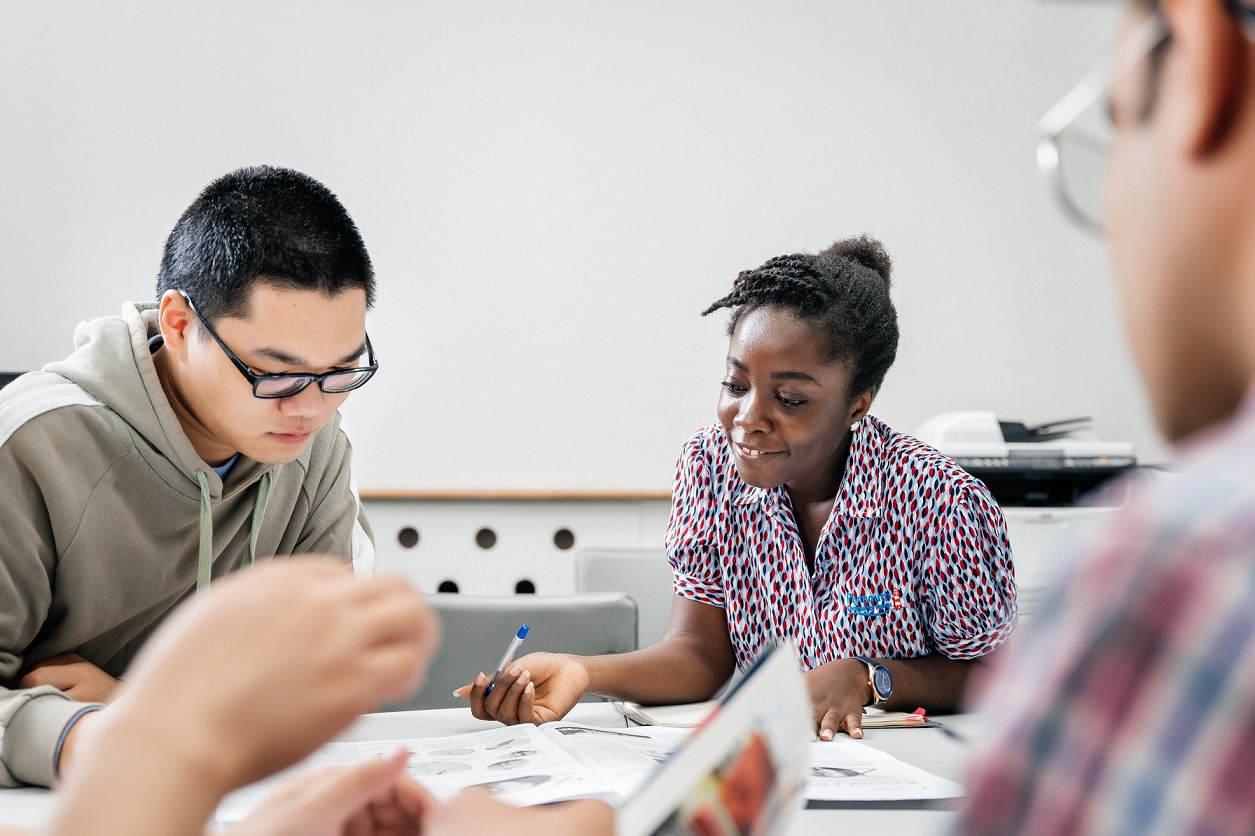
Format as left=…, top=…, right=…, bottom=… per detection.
left=575, top=548, right=674, bottom=648
left=383, top=592, right=638, bottom=711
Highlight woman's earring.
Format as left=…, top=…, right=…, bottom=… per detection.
left=849, top=421, right=860, bottom=432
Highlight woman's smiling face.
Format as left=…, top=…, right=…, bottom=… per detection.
left=716, top=305, right=871, bottom=497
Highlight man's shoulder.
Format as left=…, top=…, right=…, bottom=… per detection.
left=1050, top=421, right=1255, bottom=634
left=967, top=426, right=1255, bottom=835
left=0, top=376, right=142, bottom=511
left=1136, top=419, right=1255, bottom=559
left=0, top=372, right=119, bottom=452
left=1, top=370, right=101, bottom=409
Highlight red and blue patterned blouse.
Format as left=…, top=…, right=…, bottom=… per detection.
left=665, top=415, right=1018, bottom=671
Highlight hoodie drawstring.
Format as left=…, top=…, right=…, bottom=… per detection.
left=195, top=470, right=213, bottom=592
left=245, top=471, right=273, bottom=568
left=195, top=469, right=274, bottom=591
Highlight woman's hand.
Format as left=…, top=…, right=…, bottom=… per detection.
left=454, top=652, right=590, bottom=725
left=804, top=658, right=872, bottom=740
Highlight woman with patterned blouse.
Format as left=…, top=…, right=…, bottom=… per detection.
left=462, top=236, right=1017, bottom=740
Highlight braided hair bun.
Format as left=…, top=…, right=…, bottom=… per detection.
left=820, top=235, right=892, bottom=289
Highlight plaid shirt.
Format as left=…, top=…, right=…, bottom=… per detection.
left=960, top=391, right=1255, bottom=835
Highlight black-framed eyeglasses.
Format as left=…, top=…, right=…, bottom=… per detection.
left=180, top=291, right=379, bottom=399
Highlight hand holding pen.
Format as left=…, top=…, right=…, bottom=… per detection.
left=485, top=624, right=530, bottom=695
left=454, top=624, right=592, bottom=726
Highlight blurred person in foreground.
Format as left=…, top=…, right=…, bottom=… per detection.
left=0, top=559, right=613, bottom=836
left=961, top=0, right=1255, bottom=832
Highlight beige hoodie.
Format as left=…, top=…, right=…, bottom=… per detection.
left=0, top=302, right=373, bottom=787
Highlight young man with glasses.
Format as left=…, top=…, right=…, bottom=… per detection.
left=961, top=0, right=1255, bottom=832
left=0, top=165, right=378, bottom=789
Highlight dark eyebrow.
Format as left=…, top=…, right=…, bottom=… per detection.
left=726, top=356, right=819, bottom=385
left=771, top=370, right=819, bottom=383
left=255, top=341, right=368, bottom=369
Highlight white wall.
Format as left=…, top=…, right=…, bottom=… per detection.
left=0, top=1, right=1160, bottom=493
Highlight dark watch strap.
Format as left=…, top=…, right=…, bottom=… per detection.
left=853, top=656, right=887, bottom=705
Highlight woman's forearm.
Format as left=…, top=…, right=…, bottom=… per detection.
left=583, top=596, right=737, bottom=705
left=877, top=653, right=977, bottom=713
left=583, top=637, right=733, bottom=705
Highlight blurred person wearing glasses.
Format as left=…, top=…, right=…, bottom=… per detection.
left=0, top=166, right=379, bottom=790
left=961, top=1, right=1255, bottom=832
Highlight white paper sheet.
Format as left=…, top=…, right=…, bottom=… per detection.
left=805, top=737, right=964, bottom=801
left=544, top=721, right=691, bottom=796
left=214, top=721, right=691, bottom=825
left=215, top=723, right=608, bottom=825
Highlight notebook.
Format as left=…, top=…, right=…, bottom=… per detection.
left=615, top=700, right=938, bottom=730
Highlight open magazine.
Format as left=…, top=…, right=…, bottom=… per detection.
left=617, top=641, right=811, bottom=836
left=216, top=720, right=690, bottom=821
left=217, top=642, right=811, bottom=832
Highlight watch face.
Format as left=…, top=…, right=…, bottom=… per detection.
left=872, top=665, right=893, bottom=698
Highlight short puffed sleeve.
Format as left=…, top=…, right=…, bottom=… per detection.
left=922, top=484, right=1018, bottom=659
left=664, top=432, right=727, bottom=609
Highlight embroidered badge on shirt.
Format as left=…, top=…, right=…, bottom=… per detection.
left=845, top=591, right=902, bottom=617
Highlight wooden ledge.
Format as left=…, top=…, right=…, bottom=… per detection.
left=359, top=489, right=672, bottom=501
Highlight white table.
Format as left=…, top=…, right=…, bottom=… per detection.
left=0, top=704, right=973, bottom=834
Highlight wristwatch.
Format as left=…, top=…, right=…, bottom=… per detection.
left=853, top=656, right=893, bottom=706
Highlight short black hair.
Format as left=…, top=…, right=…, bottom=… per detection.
left=155, top=166, right=375, bottom=321
left=702, top=235, right=899, bottom=398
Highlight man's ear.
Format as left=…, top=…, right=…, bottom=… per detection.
left=158, top=290, right=195, bottom=361
left=1161, top=0, right=1248, bottom=158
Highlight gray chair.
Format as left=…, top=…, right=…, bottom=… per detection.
left=383, top=592, right=638, bottom=711
left=575, top=548, right=675, bottom=648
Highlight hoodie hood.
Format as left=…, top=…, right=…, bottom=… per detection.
left=42, top=301, right=279, bottom=591
left=43, top=301, right=269, bottom=499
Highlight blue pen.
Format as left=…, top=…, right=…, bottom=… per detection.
left=484, top=624, right=530, bottom=695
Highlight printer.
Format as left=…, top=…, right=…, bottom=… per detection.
left=914, top=411, right=1136, bottom=507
